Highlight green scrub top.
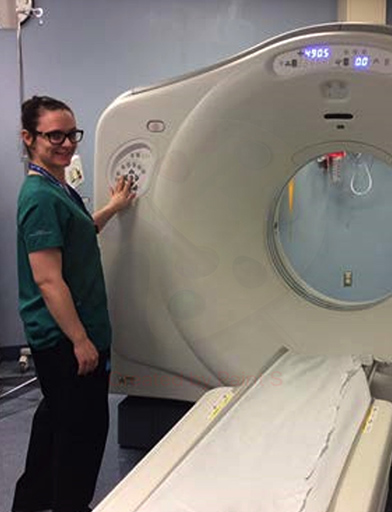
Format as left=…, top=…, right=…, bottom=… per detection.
left=17, top=175, right=112, bottom=351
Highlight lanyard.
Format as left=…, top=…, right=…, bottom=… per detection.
left=28, top=162, right=92, bottom=219
left=29, top=162, right=70, bottom=192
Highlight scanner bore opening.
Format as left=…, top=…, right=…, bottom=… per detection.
left=269, top=151, right=392, bottom=311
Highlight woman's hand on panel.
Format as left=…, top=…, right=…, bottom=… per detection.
left=109, top=175, right=137, bottom=213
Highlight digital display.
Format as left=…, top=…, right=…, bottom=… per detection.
left=273, top=44, right=391, bottom=76
left=354, top=55, right=371, bottom=69
left=303, top=46, right=331, bottom=61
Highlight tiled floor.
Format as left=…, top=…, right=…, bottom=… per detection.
left=0, top=360, right=147, bottom=512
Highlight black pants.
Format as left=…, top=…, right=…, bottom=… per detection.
left=12, top=339, right=110, bottom=512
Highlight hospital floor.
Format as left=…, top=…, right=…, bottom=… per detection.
left=2, top=360, right=392, bottom=512
left=0, top=359, right=147, bottom=512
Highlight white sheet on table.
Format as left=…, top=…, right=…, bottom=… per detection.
left=137, top=352, right=371, bottom=512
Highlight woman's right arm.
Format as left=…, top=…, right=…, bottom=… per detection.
left=28, top=247, right=98, bottom=375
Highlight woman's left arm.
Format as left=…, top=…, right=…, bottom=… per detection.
left=93, top=176, right=136, bottom=232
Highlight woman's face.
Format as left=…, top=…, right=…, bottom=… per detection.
left=22, top=108, right=78, bottom=172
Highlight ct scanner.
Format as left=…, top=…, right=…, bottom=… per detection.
left=93, top=23, right=392, bottom=512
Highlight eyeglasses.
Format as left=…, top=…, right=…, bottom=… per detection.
left=34, top=129, right=84, bottom=145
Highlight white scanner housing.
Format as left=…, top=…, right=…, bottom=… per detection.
left=96, top=23, right=392, bottom=400
left=94, top=23, right=392, bottom=512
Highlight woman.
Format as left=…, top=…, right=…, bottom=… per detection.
left=12, top=95, right=135, bottom=512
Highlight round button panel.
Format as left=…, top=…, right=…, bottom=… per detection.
left=108, top=141, right=155, bottom=196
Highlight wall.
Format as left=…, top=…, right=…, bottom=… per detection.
left=0, top=0, right=337, bottom=353
left=0, top=28, right=21, bottom=353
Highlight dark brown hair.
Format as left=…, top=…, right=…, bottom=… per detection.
left=22, top=95, right=73, bottom=132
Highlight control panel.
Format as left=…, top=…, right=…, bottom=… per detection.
left=273, top=44, right=392, bottom=76
left=108, top=141, right=156, bottom=197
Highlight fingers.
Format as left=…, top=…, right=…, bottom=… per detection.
left=115, top=174, right=138, bottom=194
left=75, top=341, right=99, bottom=376
left=109, top=176, right=137, bottom=212
left=78, top=355, right=98, bottom=376
left=115, top=174, right=131, bottom=190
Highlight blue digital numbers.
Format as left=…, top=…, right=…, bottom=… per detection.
left=300, top=45, right=373, bottom=70
left=303, top=46, right=331, bottom=61
left=354, top=55, right=371, bottom=69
